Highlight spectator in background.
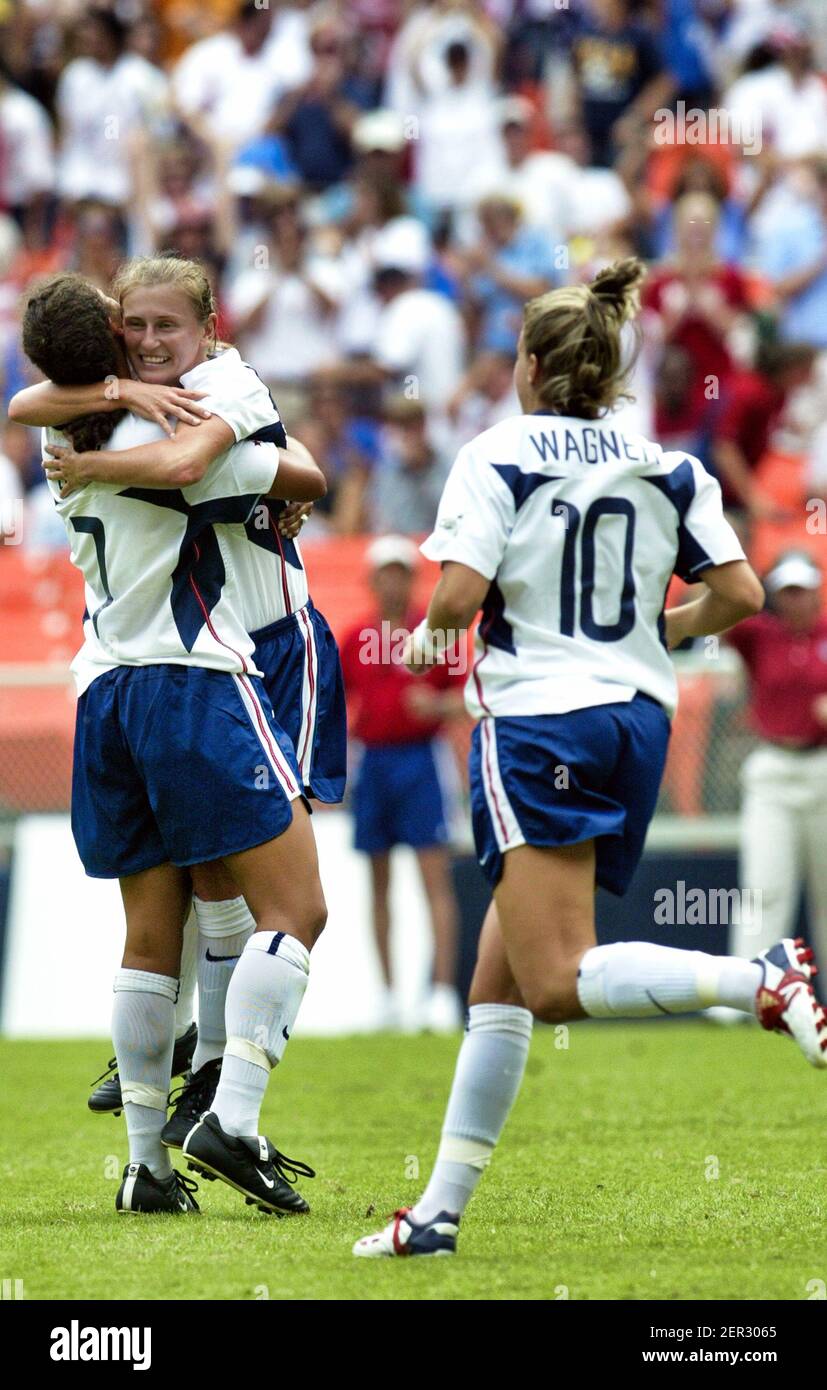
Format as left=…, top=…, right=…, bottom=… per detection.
left=172, top=1, right=308, bottom=153
left=454, top=193, right=559, bottom=354
left=0, top=67, right=55, bottom=249
left=467, top=95, right=578, bottom=250
left=725, top=553, right=827, bottom=997
left=446, top=348, right=520, bottom=453
left=643, top=191, right=751, bottom=437
left=724, top=19, right=827, bottom=162
left=406, top=37, right=503, bottom=219
left=270, top=15, right=369, bottom=192
left=56, top=7, right=168, bottom=208
left=710, top=340, right=816, bottom=523
left=341, top=535, right=464, bottom=1032
left=554, top=120, right=632, bottom=243
left=226, top=181, right=346, bottom=423
left=292, top=381, right=381, bottom=534
left=371, top=397, right=450, bottom=535
left=754, top=157, right=827, bottom=350
left=321, top=227, right=466, bottom=419
left=649, top=157, right=749, bottom=266
left=568, top=0, right=669, bottom=168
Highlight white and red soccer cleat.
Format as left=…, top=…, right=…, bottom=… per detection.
left=753, top=938, right=827, bottom=1068
left=353, top=1206, right=458, bottom=1258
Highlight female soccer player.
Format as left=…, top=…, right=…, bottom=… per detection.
left=354, top=259, right=827, bottom=1258
left=15, top=260, right=347, bottom=1180
left=12, top=272, right=331, bottom=1216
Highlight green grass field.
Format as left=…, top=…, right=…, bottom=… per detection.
left=1, top=1022, right=825, bottom=1301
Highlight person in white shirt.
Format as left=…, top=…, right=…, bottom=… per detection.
left=55, top=8, right=169, bottom=207
left=317, top=229, right=466, bottom=421
left=0, top=77, right=55, bottom=219
left=172, top=1, right=310, bottom=153
left=354, top=259, right=826, bottom=1261
left=226, top=183, right=346, bottom=416
left=12, top=265, right=330, bottom=1220
left=724, top=22, right=827, bottom=160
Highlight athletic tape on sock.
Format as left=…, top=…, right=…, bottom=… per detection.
left=121, top=1082, right=168, bottom=1111
left=694, top=954, right=721, bottom=1010
left=437, top=1136, right=494, bottom=1170
left=224, top=1036, right=272, bottom=1072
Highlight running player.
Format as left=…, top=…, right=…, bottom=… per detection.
left=14, top=261, right=346, bottom=1199
left=13, top=274, right=329, bottom=1216
left=353, top=259, right=827, bottom=1258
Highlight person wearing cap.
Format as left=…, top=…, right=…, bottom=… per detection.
left=726, top=551, right=827, bottom=969
left=340, top=535, right=465, bottom=1032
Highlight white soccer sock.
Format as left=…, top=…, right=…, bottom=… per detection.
left=191, top=896, right=255, bottom=1072
left=576, top=942, right=762, bottom=1018
left=174, top=906, right=197, bottom=1041
left=212, top=931, right=309, bottom=1138
left=112, top=969, right=179, bottom=1179
left=411, top=1004, right=533, bottom=1225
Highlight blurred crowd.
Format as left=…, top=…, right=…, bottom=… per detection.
left=3, top=0, right=827, bottom=549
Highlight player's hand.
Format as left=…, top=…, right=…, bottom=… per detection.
left=119, top=380, right=212, bottom=436
left=812, top=694, right=827, bottom=727
left=402, top=627, right=435, bottom=676
left=278, top=501, right=314, bottom=538
left=43, top=443, right=94, bottom=497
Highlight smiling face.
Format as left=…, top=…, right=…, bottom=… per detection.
left=120, top=284, right=216, bottom=384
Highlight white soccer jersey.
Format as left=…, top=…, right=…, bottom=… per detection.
left=180, top=349, right=310, bottom=632
left=44, top=416, right=279, bottom=696
left=421, top=414, right=746, bottom=721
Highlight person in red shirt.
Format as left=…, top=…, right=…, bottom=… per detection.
left=726, top=551, right=827, bottom=978
left=643, top=191, right=750, bottom=434
left=340, top=535, right=465, bottom=1032
left=710, top=340, right=815, bottom=520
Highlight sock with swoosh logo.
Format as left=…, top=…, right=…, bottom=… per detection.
left=191, top=896, right=255, bottom=1072
left=212, top=930, right=310, bottom=1138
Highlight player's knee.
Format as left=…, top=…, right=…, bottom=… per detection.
left=302, top=892, right=328, bottom=945
left=523, top=980, right=573, bottom=1024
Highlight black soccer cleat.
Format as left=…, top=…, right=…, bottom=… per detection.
left=182, top=1111, right=314, bottom=1215
left=161, top=1058, right=222, bottom=1150
left=115, top=1162, right=200, bottom=1214
left=88, top=1022, right=198, bottom=1115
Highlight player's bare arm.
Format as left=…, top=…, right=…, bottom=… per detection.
left=45, top=423, right=324, bottom=501
left=9, top=377, right=212, bottom=435
left=406, top=561, right=489, bottom=672
left=664, top=559, right=764, bottom=649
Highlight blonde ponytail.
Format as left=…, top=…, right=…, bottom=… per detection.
left=522, top=257, right=647, bottom=419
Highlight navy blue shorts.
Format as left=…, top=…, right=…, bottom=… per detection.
left=352, top=739, right=456, bottom=855
left=470, top=694, right=670, bottom=896
left=72, top=664, right=304, bottom=878
left=251, top=601, right=346, bottom=804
